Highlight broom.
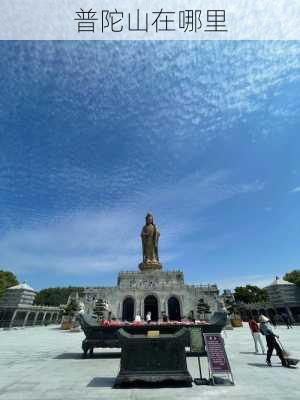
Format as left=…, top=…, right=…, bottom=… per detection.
left=277, top=338, right=290, bottom=358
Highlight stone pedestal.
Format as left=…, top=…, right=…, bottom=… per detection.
left=114, top=327, right=192, bottom=387
left=138, top=261, right=162, bottom=271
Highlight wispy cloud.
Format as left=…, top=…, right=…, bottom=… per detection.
left=0, top=170, right=264, bottom=280
left=289, top=186, right=300, bottom=193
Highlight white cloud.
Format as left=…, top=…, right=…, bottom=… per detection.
left=289, top=186, right=300, bottom=193
left=0, top=170, right=264, bottom=278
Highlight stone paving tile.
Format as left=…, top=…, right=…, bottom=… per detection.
left=0, top=324, right=299, bottom=400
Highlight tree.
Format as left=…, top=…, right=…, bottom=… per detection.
left=0, top=270, right=19, bottom=300
left=234, top=285, right=268, bottom=304
left=34, top=287, right=84, bottom=306
left=283, top=270, right=300, bottom=287
left=63, top=295, right=80, bottom=319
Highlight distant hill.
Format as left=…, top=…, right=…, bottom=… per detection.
left=34, top=287, right=85, bottom=306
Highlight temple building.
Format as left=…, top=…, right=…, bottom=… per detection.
left=0, top=282, right=62, bottom=328
left=236, top=277, right=300, bottom=323
left=84, top=213, right=220, bottom=321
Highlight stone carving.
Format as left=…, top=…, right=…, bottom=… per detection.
left=139, top=213, right=162, bottom=271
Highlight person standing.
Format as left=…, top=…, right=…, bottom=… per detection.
left=248, top=317, right=265, bottom=354
left=134, top=314, right=141, bottom=322
left=146, top=311, right=151, bottom=324
left=259, top=315, right=287, bottom=367
left=282, top=313, right=293, bottom=329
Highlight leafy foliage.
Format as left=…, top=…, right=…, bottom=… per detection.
left=63, top=296, right=80, bottom=316
left=283, top=270, right=300, bottom=287
left=234, top=285, right=268, bottom=304
left=0, top=270, right=19, bottom=300
left=34, top=287, right=84, bottom=306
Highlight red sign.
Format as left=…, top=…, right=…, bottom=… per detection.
left=203, top=333, right=231, bottom=374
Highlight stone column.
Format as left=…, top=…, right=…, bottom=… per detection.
left=35, top=312, right=42, bottom=326
left=117, top=302, right=121, bottom=320
left=9, top=309, right=18, bottom=328
left=160, top=297, right=165, bottom=319
left=23, top=311, right=31, bottom=327
left=180, top=295, right=184, bottom=319
left=42, top=312, right=47, bottom=325
left=140, top=298, right=144, bottom=319
left=158, top=295, right=162, bottom=318
left=164, top=297, right=168, bottom=315
left=49, top=312, right=54, bottom=324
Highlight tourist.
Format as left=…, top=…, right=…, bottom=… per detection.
left=259, top=315, right=287, bottom=367
left=134, top=314, right=141, bottom=322
left=248, top=317, right=265, bottom=354
left=146, top=311, right=151, bottom=324
left=281, top=313, right=293, bottom=329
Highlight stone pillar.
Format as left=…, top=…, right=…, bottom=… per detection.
left=157, top=294, right=161, bottom=320
left=166, top=297, right=169, bottom=318
left=180, top=295, right=184, bottom=319
left=23, top=311, right=31, bottom=327
left=42, top=312, right=47, bottom=325
left=33, top=312, right=40, bottom=326
left=140, top=298, right=144, bottom=319
left=138, top=298, right=141, bottom=317
left=117, top=302, right=121, bottom=320
left=9, top=309, right=18, bottom=328
left=50, top=312, right=54, bottom=324
left=160, top=297, right=165, bottom=319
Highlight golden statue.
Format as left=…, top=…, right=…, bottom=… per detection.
left=139, top=213, right=162, bottom=271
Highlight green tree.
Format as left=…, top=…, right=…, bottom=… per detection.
left=234, top=285, right=268, bottom=304
left=63, top=296, right=80, bottom=317
left=34, top=287, right=84, bottom=306
left=283, top=270, right=300, bottom=287
left=0, top=270, right=19, bottom=300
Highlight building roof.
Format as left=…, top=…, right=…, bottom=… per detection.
left=268, top=277, right=294, bottom=287
left=7, top=282, right=35, bottom=292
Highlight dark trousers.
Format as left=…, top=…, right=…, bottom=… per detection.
left=266, top=335, right=285, bottom=364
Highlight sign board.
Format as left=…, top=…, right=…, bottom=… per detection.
left=190, top=327, right=205, bottom=354
left=203, top=333, right=234, bottom=384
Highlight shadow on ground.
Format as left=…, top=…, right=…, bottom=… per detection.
left=87, top=377, right=196, bottom=389
left=54, top=352, right=121, bottom=359
left=248, top=363, right=281, bottom=368
left=87, top=377, right=116, bottom=387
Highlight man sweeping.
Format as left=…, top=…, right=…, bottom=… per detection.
left=259, top=315, right=287, bottom=367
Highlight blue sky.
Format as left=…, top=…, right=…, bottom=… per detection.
left=0, top=41, right=300, bottom=291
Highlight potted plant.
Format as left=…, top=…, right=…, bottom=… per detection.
left=61, top=295, right=80, bottom=330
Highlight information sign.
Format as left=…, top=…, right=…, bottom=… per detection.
left=203, top=333, right=234, bottom=385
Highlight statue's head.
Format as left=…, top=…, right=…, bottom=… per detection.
left=146, top=213, right=153, bottom=225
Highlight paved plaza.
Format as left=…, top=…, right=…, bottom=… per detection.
left=0, top=324, right=299, bottom=400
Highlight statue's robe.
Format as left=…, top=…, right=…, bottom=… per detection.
left=141, top=223, right=160, bottom=263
